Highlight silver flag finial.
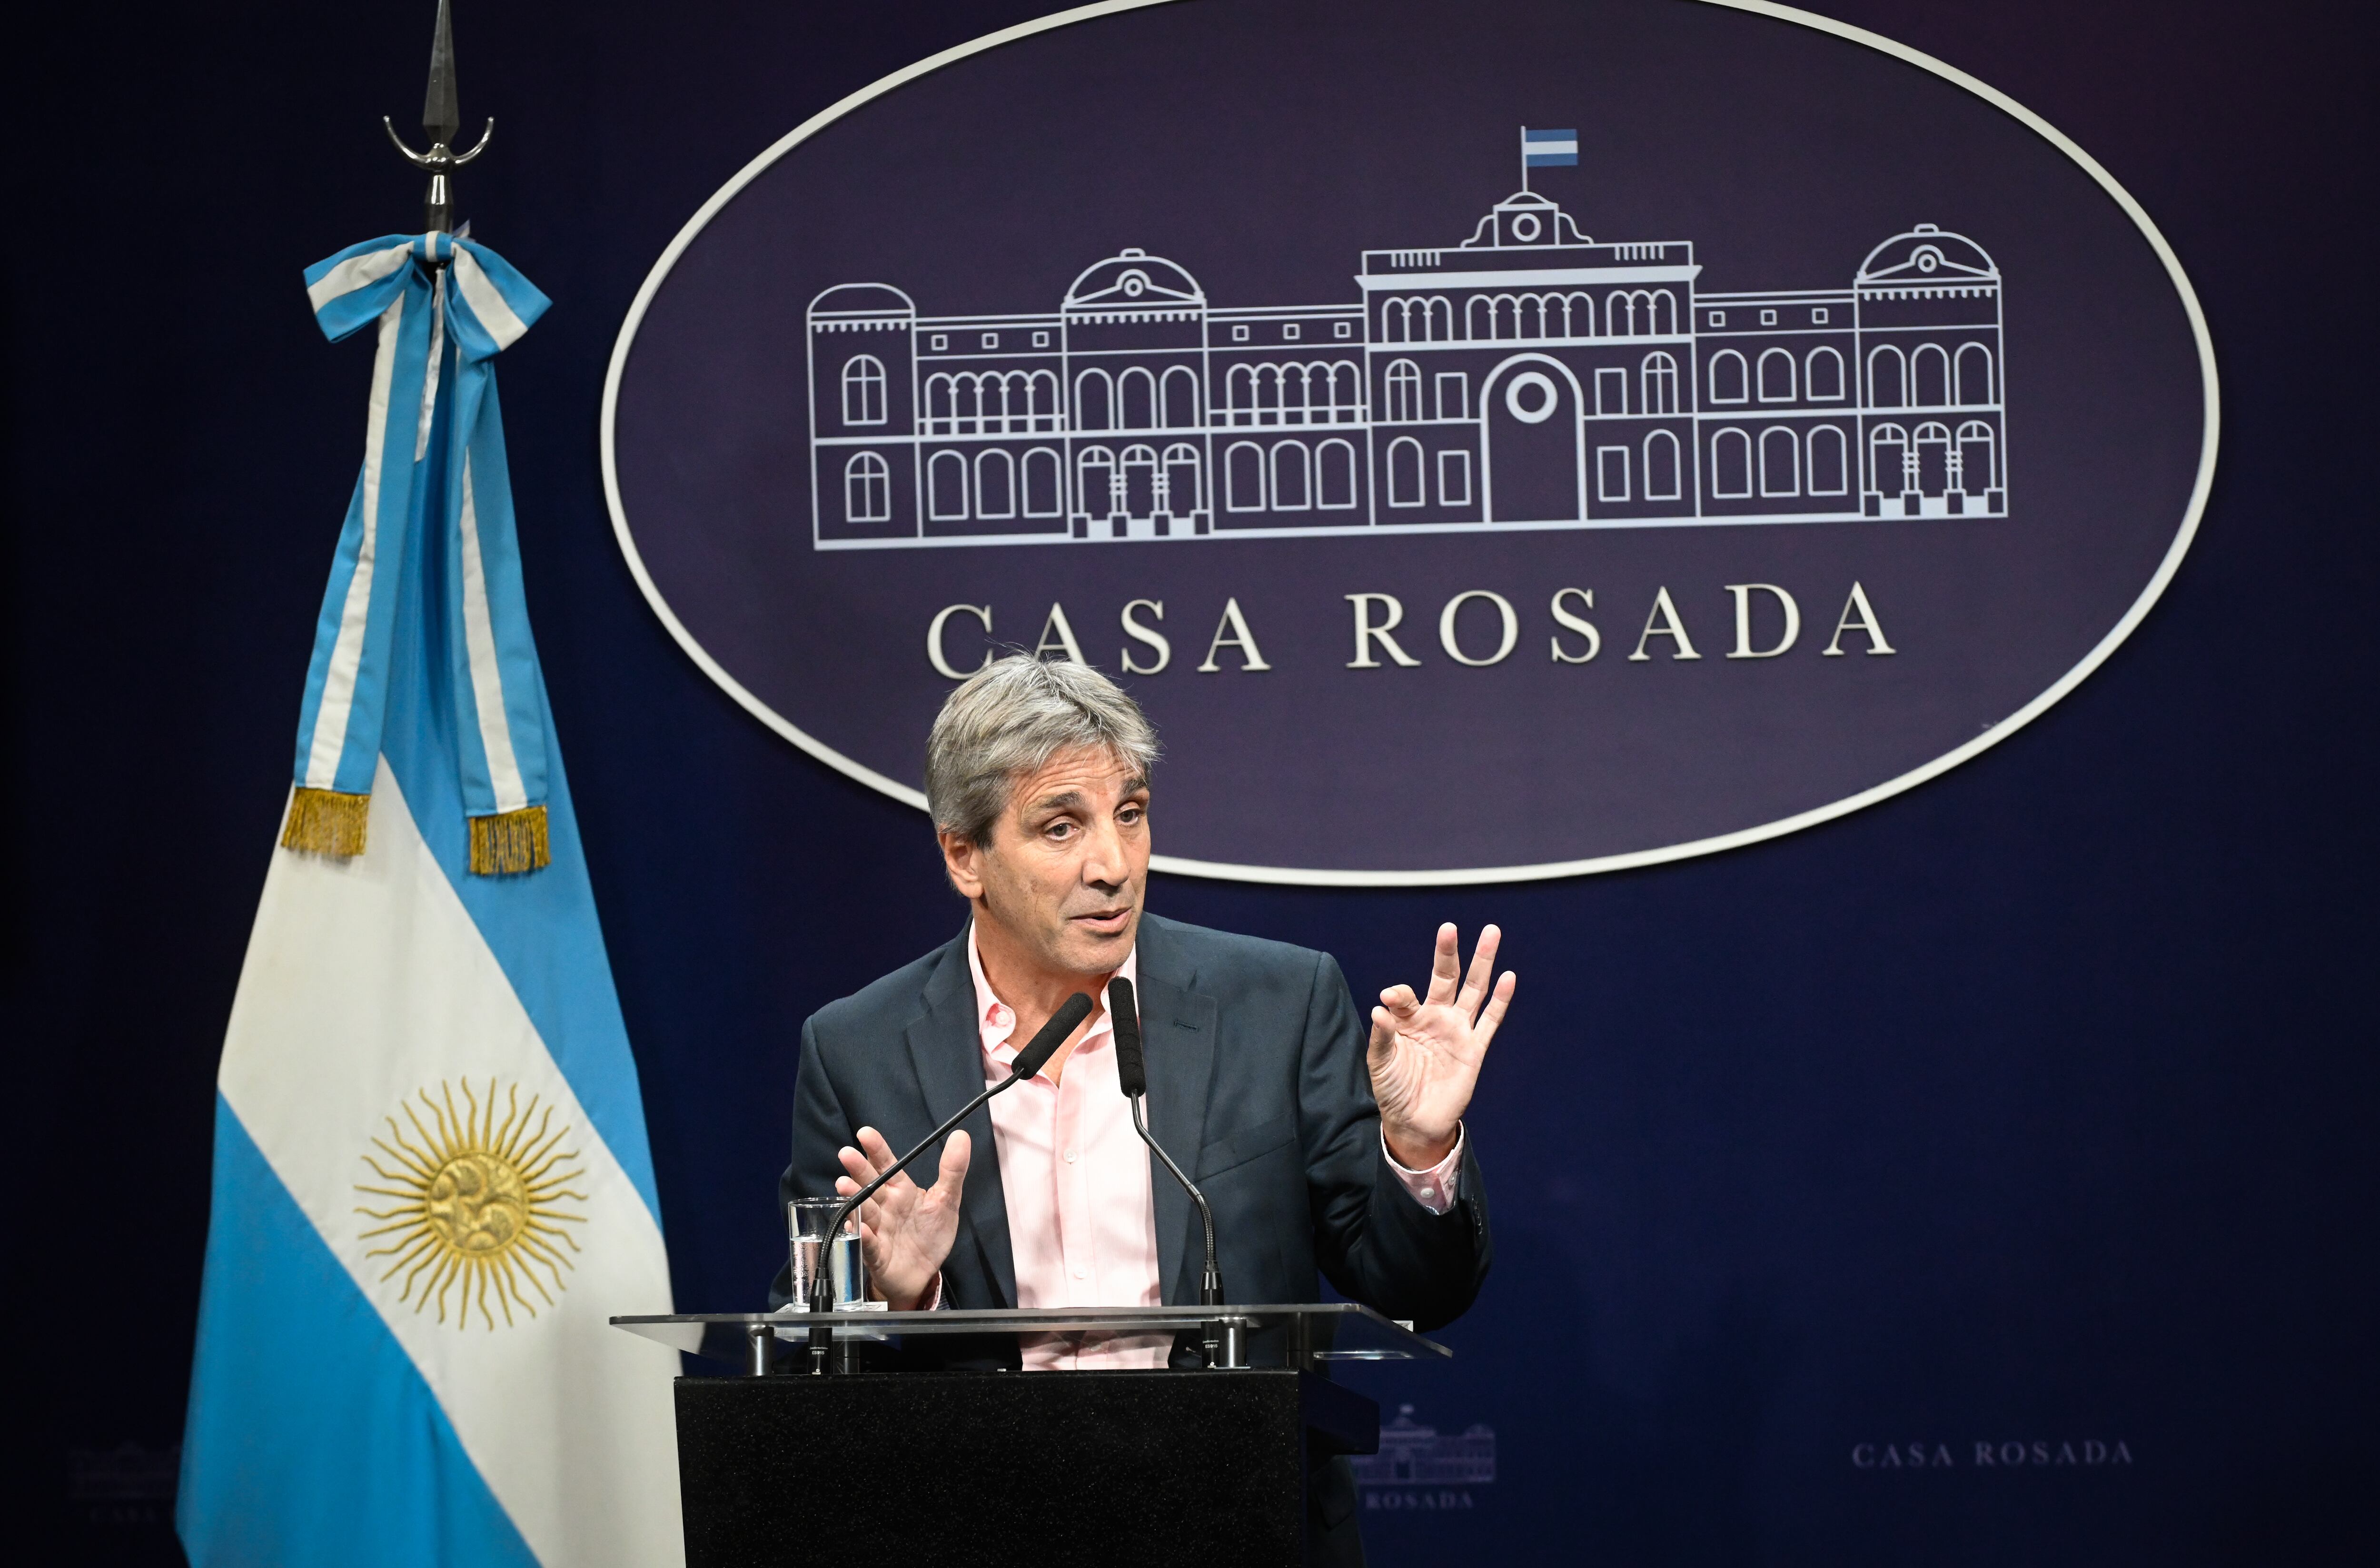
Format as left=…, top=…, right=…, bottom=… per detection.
left=384, top=0, right=493, bottom=235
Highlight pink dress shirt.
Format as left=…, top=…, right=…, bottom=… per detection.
left=961, top=923, right=1463, bottom=1370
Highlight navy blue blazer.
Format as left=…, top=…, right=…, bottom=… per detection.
left=770, top=913, right=1492, bottom=1329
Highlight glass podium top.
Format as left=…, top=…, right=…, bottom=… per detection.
left=611, top=1303, right=1449, bottom=1368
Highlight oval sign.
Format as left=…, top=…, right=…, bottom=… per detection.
left=604, top=0, right=2214, bottom=885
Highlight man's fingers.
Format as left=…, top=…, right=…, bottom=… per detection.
left=1378, top=983, right=1419, bottom=1016
left=1456, top=924, right=1502, bottom=1015
left=1472, top=970, right=1519, bottom=1050
left=933, top=1129, right=972, bottom=1194
left=1424, top=923, right=1461, bottom=1005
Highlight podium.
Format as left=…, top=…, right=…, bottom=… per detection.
left=613, top=1305, right=1449, bottom=1567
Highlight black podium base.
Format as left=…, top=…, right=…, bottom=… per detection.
left=674, top=1368, right=1378, bottom=1567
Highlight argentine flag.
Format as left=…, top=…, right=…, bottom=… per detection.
left=178, top=234, right=682, bottom=1568
left=1523, top=127, right=1579, bottom=167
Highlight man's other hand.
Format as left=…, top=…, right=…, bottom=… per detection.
left=835, top=1126, right=970, bottom=1310
left=1368, top=923, right=1516, bottom=1169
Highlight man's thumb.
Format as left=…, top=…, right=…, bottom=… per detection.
left=937, top=1129, right=972, bottom=1188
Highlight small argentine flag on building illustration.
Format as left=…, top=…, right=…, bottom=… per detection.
left=177, top=229, right=682, bottom=1568
left=1522, top=126, right=1580, bottom=167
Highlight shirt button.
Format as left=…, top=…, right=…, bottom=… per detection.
left=1064, top=1150, right=1078, bottom=1163
left=1072, top=1268, right=1087, bottom=1280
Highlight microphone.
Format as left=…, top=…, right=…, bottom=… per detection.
left=1108, top=978, right=1224, bottom=1327
left=803, top=991, right=1095, bottom=1340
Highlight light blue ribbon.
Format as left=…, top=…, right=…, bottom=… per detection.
left=292, top=232, right=554, bottom=835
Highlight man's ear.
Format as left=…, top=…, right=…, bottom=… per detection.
left=939, top=829, right=987, bottom=901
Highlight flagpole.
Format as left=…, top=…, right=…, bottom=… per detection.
left=1518, top=125, right=1530, bottom=193
left=384, top=0, right=493, bottom=240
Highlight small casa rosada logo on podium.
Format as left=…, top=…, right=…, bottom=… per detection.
left=1353, top=1404, right=1497, bottom=1513
left=1852, top=1438, right=2137, bottom=1470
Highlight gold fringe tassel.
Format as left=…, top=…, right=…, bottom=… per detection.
left=282, top=787, right=372, bottom=859
left=469, top=804, right=551, bottom=876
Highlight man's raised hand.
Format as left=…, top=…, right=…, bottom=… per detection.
left=1367, top=923, right=1516, bottom=1170
left=835, top=1125, right=970, bottom=1311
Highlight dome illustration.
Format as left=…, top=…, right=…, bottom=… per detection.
left=1062, top=248, right=1205, bottom=309
left=807, top=282, right=916, bottom=315
left=1856, top=224, right=1997, bottom=285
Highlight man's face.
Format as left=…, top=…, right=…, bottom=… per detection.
left=942, top=744, right=1150, bottom=978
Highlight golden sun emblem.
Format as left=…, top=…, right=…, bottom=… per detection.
left=356, top=1080, right=587, bottom=1329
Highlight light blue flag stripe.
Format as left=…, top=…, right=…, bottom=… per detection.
left=178, top=1096, right=544, bottom=1568
left=1523, top=126, right=1579, bottom=166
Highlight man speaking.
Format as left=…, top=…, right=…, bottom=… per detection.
left=774, top=655, right=1514, bottom=1554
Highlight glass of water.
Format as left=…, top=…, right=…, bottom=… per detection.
left=788, top=1198, right=865, bottom=1310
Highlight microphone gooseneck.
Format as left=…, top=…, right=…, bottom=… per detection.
left=802, top=992, right=1097, bottom=1345
left=1108, top=978, right=1224, bottom=1318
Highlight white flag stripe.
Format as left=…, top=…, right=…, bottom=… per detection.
left=220, top=762, right=681, bottom=1568
left=456, top=455, right=529, bottom=813
left=454, top=248, right=533, bottom=350
left=304, top=241, right=416, bottom=313
left=304, top=299, right=403, bottom=790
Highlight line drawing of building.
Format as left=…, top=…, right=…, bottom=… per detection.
left=805, top=176, right=2006, bottom=550
left=1348, top=1404, right=1497, bottom=1488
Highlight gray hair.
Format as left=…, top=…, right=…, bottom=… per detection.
left=926, top=656, right=1160, bottom=846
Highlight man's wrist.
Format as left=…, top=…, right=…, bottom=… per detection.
left=1383, top=1124, right=1460, bottom=1171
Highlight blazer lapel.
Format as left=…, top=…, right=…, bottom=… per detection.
left=904, top=934, right=1018, bottom=1308
left=1132, top=918, right=1220, bottom=1306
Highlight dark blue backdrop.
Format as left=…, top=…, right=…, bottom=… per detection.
left=12, top=1, right=2373, bottom=1563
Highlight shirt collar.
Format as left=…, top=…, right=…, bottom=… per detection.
left=965, top=919, right=1139, bottom=1076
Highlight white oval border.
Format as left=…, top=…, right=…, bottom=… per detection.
left=600, top=0, right=2219, bottom=889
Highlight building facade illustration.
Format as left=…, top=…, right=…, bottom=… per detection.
left=805, top=182, right=2005, bottom=548
left=1348, top=1404, right=1498, bottom=1489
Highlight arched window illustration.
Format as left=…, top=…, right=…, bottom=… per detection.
left=1643, top=430, right=1682, bottom=500
left=928, top=450, right=968, bottom=520
left=1914, top=421, right=1953, bottom=492
left=1162, top=366, right=1200, bottom=429
left=1119, top=367, right=1158, bottom=430
left=1913, top=344, right=1951, bottom=407
left=1426, top=297, right=1453, bottom=342
left=1758, top=348, right=1797, bottom=403
left=1805, top=346, right=1845, bottom=401
left=1225, top=364, right=1258, bottom=427
left=1120, top=445, right=1160, bottom=516
left=1640, top=352, right=1679, bottom=415
left=1078, top=446, right=1118, bottom=517
left=1270, top=441, right=1312, bottom=511
left=841, top=355, right=887, bottom=426
left=1254, top=365, right=1286, bottom=426
left=1708, top=349, right=1749, bottom=405
left=1073, top=368, right=1114, bottom=432
left=1161, top=443, right=1202, bottom=515
left=1869, top=423, right=1911, bottom=495
left=1327, top=363, right=1362, bottom=423
left=843, top=451, right=890, bottom=522
left=1606, top=289, right=1648, bottom=335
left=1561, top=292, right=1595, bottom=337
left=1317, top=439, right=1359, bottom=509
left=1466, top=295, right=1494, bottom=342
left=1807, top=425, right=1849, bottom=496
left=1224, top=441, right=1266, bottom=511
left=1386, top=437, right=1426, bottom=506
left=1867, top=346, right=1908, bottom=409
left=1029, top=371, right=1061, bottom=431
left=1385, top=360, right=1423, bottom=423
left=1712, top=428, right=1753, bottom=498
left=973, top=449, right=1015, bottom=520
left=1956, top=421, right=1997, bottom=492
left=1648, top=290, right=1677, bottom=335
left=1759, top=426, right=1800, bottom=496
left=924, top=373, right=959, bottom=434
left=1956, top=344, right=1994, bottom=406
left=1021, top=447, right=1063, bottom=516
